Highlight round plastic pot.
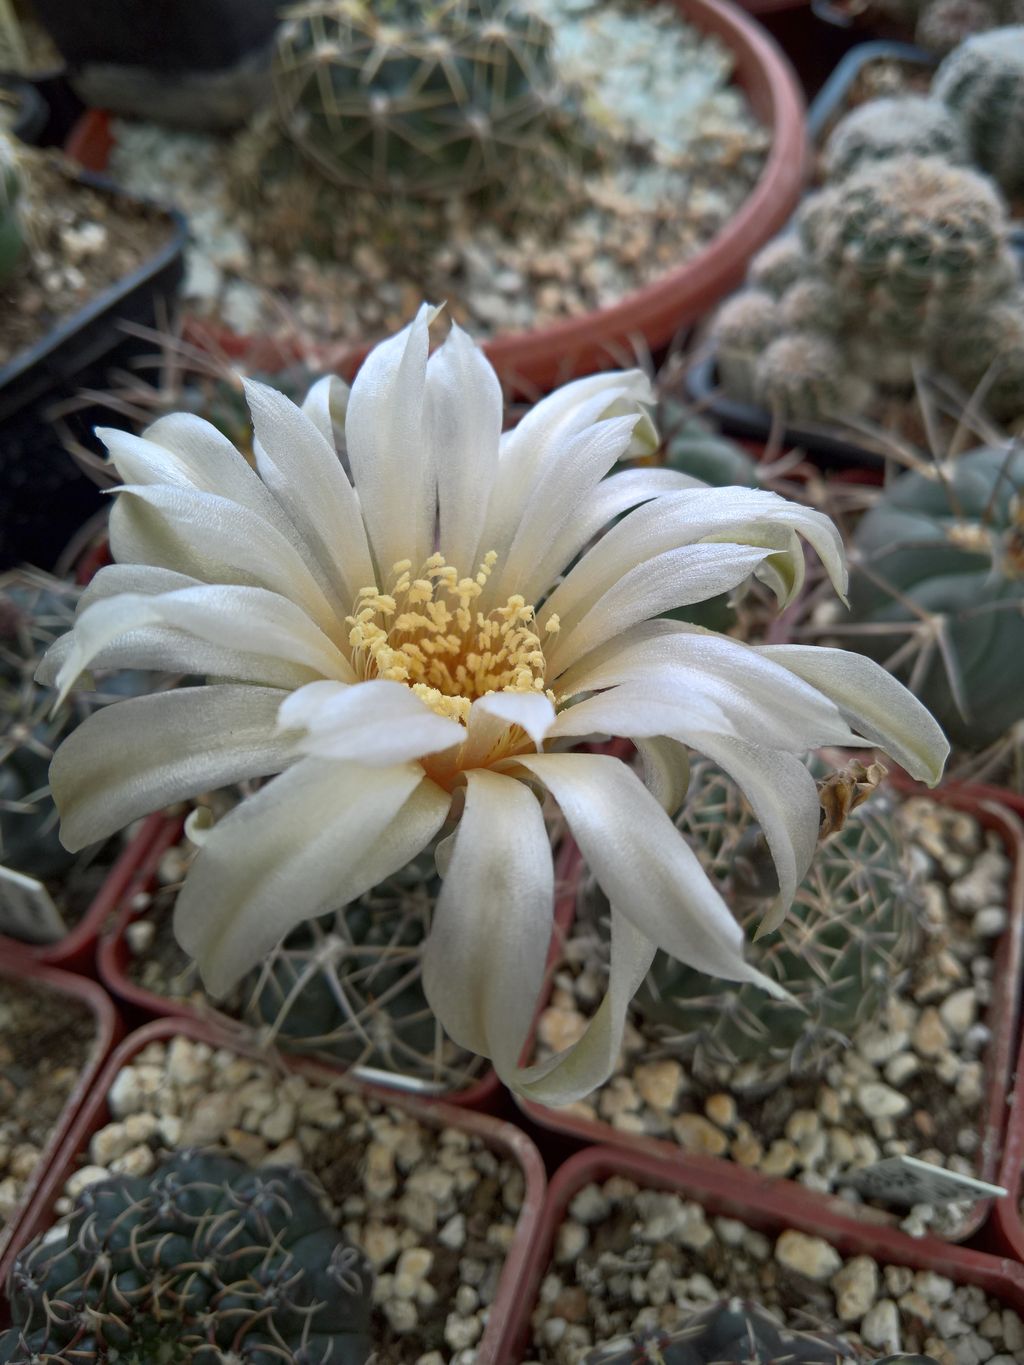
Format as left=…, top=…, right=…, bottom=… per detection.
left=65, top=0, right=807, bottom=395
left=0, top=1015, right=546, bottom=1364
left=806, top=38, right=935, bottom=142
left=0, top=811, right=169, bottom=976
left=0, top=959, right=121, bottom=1285
left=0, top=172, right=186, bottom=570
left=98, top=815, right=583, bottom=1114
left=517, top=783, right=1024, bottom=1244
left=495, top=1142, right=1024, bottom=1363
left=995, top=1027, right=1024, bottom=1261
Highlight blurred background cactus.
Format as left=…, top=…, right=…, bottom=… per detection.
left=583, top=1299, right=858, bottom=1364
left=870, top=0, right=1024, bottom=55
left=821, top=96, right=968, bottom=181
left=614, top=759, right=920, bottom=1089
left=0, top=1148, right=375, bottom=1364
left=0, top=130, right=24, bottom=286
left=933, top=26, right=1024, bottom=194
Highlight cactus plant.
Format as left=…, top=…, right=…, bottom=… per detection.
left=0, top=129, right=24, bottom=286
left=753, top=332, right=874, bottom=423
left=934, top=26, right=1024, bottom=194
left=845, top=444, right=1024, bottom=750
left=625, top=759, right=920, bottom=1087
left=583, top=1299, right=857, bottom=1364
left=747, top=234, right=807, bottom=298
left=0, top=1148, right=375, bottom=1364
left=709, top=289, right=780, bottom=405
left=270, top=0, right=582, bottom=199
left=916, top=0, right=1000, bottom=53
left=822, top=96, right=968, bottom=181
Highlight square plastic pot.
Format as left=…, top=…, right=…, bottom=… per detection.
left=0, top=811, right=168, bottom=977
left=0, top=960, right=121, bottom=1283
left=0, top=1015, right=547, bottom=1365
left=97, top=815, right=581, bottom=1113
left=806, top=39, right=935, bottom=142
left=517, top=782, right=1024, bottom=1244
left=495, top=1142, right=1024, bottom=1363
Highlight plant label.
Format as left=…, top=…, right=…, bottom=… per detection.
left=0, top=864, right=67, bottom=944
left=850, top=1155, right=1006, bottom=1207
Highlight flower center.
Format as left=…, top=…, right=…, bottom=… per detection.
left=346, top=551, right=559, bottom=723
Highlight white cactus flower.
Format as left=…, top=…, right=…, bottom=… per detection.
left=40, top=307, right=948, bottom=1104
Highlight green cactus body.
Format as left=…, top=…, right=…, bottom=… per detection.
left=746, top=234, right=807, bottom=297
left=800, top=155, right=1007, bottom=315
left=583, top=1299, right=857, bottom=1364
left=710, top=289, right=780, bottom=406
left=753, top=332, right=873, bottom=423
left=823, top=96, right=968, bottom=180
left=846, top=445, right=1024, bottom=749
left=631, top=761, right=919, bottom=1087
left=935, top=291, right=1024, bottom=419
left=0, top=132, right=24, bottom=287
left=934, top=26, right=1024, bottom=194
left=777, top=278, right=845, bottom=335
left=916, top=0, right=1000, bottom=54
left=0, top=1149, right=374, bottom=1364
left=271, top=0, right=577, bottom=198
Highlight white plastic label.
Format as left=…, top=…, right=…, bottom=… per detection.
left=0, top=865, right=67, bottom=944
left=850, top=1155, right=1006, bottom=1207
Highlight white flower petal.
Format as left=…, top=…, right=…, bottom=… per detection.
left=494, top=414, right=644, bottom=604
left=756, top=644, right=950, bottom=785
left=546, top=543, right=774, bottom=676
left=50, top=685, right=296, bottom=851
left=244, top=378, right=374, bottom=605
left=108, top=485, right=341, bottom=637
left=549, top=686, right=732, bottom=744
left=513, top=909, right=657, bottom=1105
left=174, top=759, right=450, bottom=995
left=79, top=563, right=201, bottom=610
left=300, top=373, right=350, bottom=450
left=469, top=690, right=556, bottom=752
left=517, top=466, right=706, bottom=607
left=511, top=752, right=784, bottom=994
left=345, top=303, right=438, bottom=577
left=277, top=678, right=464, bottom=764
left=540, top=488, right=846, bottom=639
left=52, top=587, right=352, bottom=706
left=479, top=370, right=655, bottom=569
left=427, top=322, right=503, bottom=571
left=633, top=736, right=691, bottom=816
left=421, top=769, right=552, bottom=1079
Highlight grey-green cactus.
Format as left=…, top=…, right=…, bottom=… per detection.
left=710, top=289, right=780, bottom=405
left=916, top=0, right=1001, bottom=53
left=583, top=1299, right=858, bottom=1364
left=270, top=0, right=584, bottom=199
left=823, top=96, right=968, bottom=181
left=746, top=233, right=807, bottom=297
left=0, top=1149, right=375, bottom=1364
left=845, top=444, right=1024, bottom=750
left=0, top=131, right=24, bottom=287
left=753, top=332, right=873, bottom=423
left=629, top=759, right=920, bottom=1087
left=934, top=26, right=1024, bottom=194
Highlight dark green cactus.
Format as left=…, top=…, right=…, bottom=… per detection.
left=823, top=96, right=968, bottom=181
left=0, top=132, right=24, bottom=287
left=583, top=1299, right=857, bottom=1364
left=0, top=1149, right=374, bottom=1364
left=845, top=444, right=1024, bottom=750
left=629, top=759, right=920, bottom=1086
left=753, top=332, right=873, bottom=423
left=934, top=26, right=1024, bottom=195
left=271, top=0, right=583, bottom=199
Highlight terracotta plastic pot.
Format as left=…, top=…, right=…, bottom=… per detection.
left=495, top=1143, right=1024, bottom=1363
left=517, top=783, right=1024, bottom=1243
left=65, top=0, right=807, bottom=395
left=98, top=816, right=582, bottom=1113
left=1, top=1015, right=547, bottom=1365
left=0, top=811, right=168, bottom=976
left=0, top=959, right=121, bottom=1283
left=995, top=1028, right=1024, bottom=1262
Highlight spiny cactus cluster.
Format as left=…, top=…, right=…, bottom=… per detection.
left=0, top=1149, right=375, bottom=1364
left=822, top=95, right=968, bottom=181
left=270, top=0, right=582, bottom=199
left=0, top=130, right=24, bottom=287
left=629, top=759, right=920, bottom=1088
left=845, top=444, right=1024, bottom=751
left=872, top=0, right=1024, bottom=56
left=933, top=26, right=1024, bottom=194
left=582, top=1299, right=860, bottom=1364
left=711, top=152, right=1022, bottom=425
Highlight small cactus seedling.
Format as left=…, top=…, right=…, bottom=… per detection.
left=628, top=759, right=920, bottom=1088
left=271, top=0, right=582, bottom=199
left=823, top=95, right=968, bottom=181
left=583, top=1299, right=857, bottom=1364
left=934, top=26, right=1024, bottom=194
left=746, top=233, right=807, bottom=297
left=709, top=289, right=780, bottom=405
left=0, top=1149, right=375, bottom=1364
left=753, top=332, right=873, bottom=424
left=845, top=444, right=1024, bottom=750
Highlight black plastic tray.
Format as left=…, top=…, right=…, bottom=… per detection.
left=0, top=171, right=187, bottom=568
left=807, top=38, right=936, bottom=142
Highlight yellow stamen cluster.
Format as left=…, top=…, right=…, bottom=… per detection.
left=347, top=551, right=559, bottom=723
